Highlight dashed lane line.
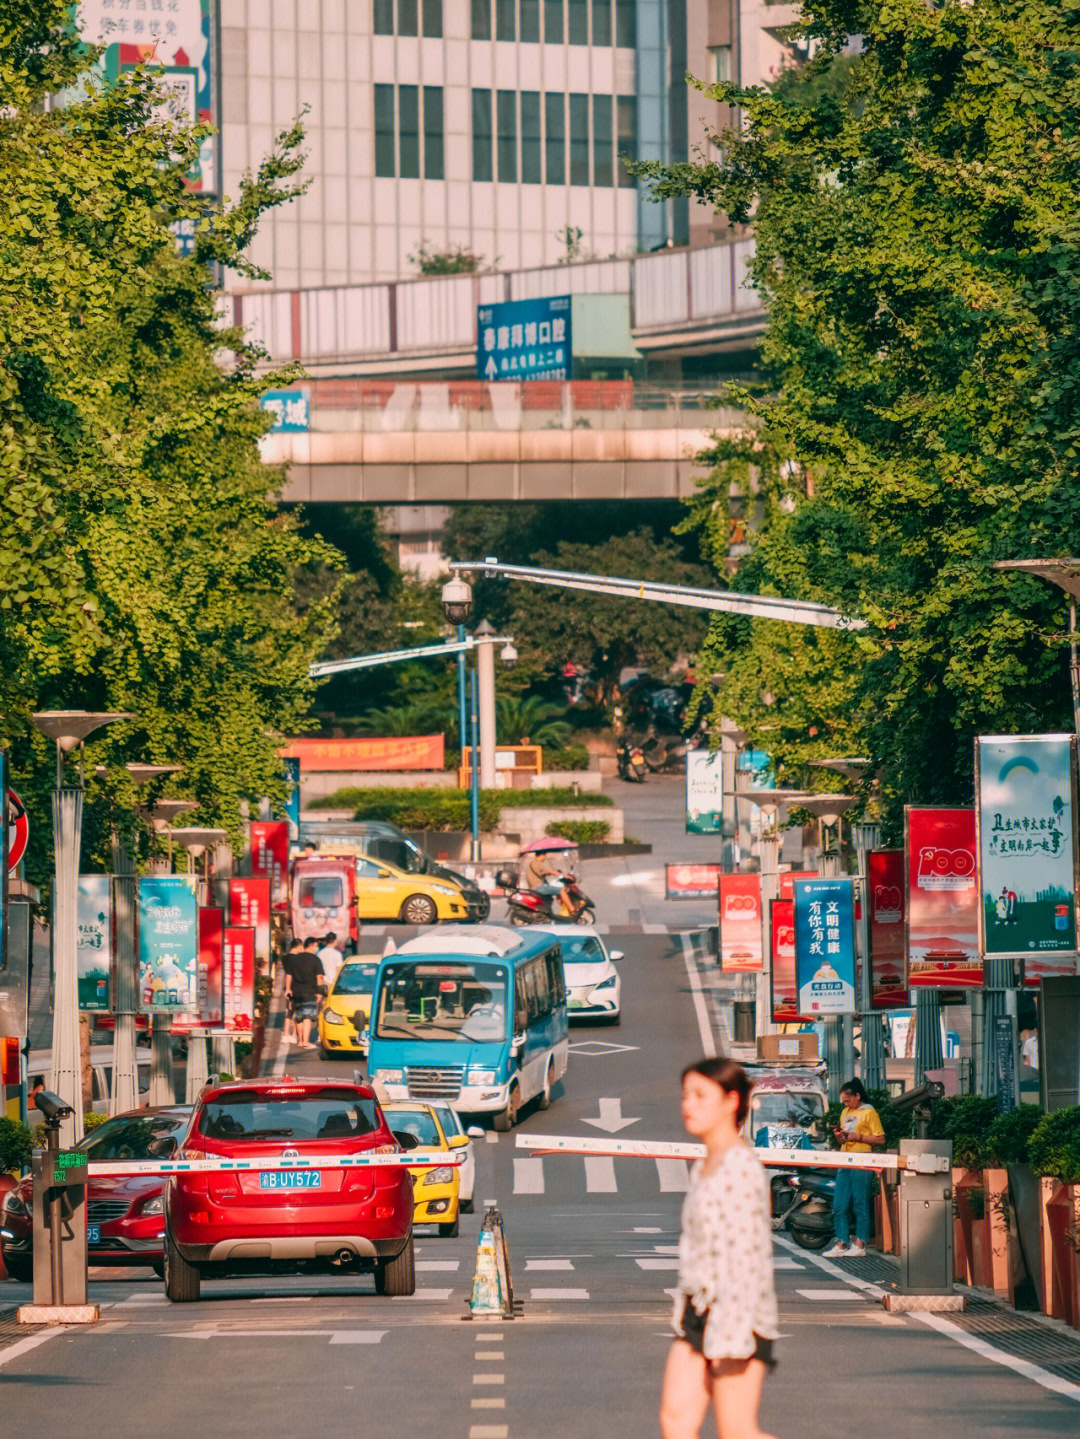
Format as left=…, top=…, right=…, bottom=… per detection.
left=583, top=1156, right=617, bottom=1193
left=529, top=1288, right=590, bottom=1301
left=796, top=1289, right=863, bottom=1302
left=513, top=1157, right=545, bottom=1194
left=469, top=1427, right=509, bottom=1438
left=525, top=1259, right=574, bottom=1271
left=679, top=931, right=717, bottom=1059
left=471, top=1399, right=507, bottom=1408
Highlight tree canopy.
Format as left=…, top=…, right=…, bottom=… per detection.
left=0, top=1, right=338, bottom=887
left=636, top=0, right=1080, bottom=833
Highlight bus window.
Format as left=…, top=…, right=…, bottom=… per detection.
left=545, top=948, right=565, bottom=1006
left=514, top=972, right=529, bottom=1033
left=532, top=957, right=552, bottom=1019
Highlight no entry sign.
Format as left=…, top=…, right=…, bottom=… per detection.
left=7, top=789, right=28, bottom=872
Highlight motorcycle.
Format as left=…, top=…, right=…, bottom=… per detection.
left=640, top=723, right=693, bottom=774
left=616, top=737, right=648, bottom=783
left=769, top=1167, right=837, bottom=1251
left=497, top=871, right=597, bottom=927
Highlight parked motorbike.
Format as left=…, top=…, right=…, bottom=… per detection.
left=497, top=871, right=597, bottom=927
left=769, top=1167, right=837, bottom=1250
left=616, top=737, right=648, bottom=783
left=640, top=724, right=692, bottom=774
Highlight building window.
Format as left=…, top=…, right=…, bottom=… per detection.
left=569, top=92, right=589, bottom=183
left=374, top=83, right=395, bottom=177
left=592, top=93, right=612, bottom=186
left=617, top=94, right=636, bottom=187
left=472, top=87, right=493, bottom=180
left=545, top=90, right=565, bottom=183
left=592, top=0, right=610, bottom=45
left=423, top=0, right=443, bottom=37
left=567, top=0, right=588, bottom=45
left=709, top=45, right=733, bottom=85
left=399, top=84, right=420, bottom=178
left=398, top=0, right=418, bottom=34
left=520, top=0, right=540, bottom=42
left=471, top=0, right=491, bottom=40
left=376, top=0, right=438, bottom=36
left=496, top=0, right=516, bottom=40
left=497, top=89, right=518, bottom=182
left=374, top=0, right=394, bottom=34
left=424, top=86, right=444, bottom=179
left=521, top=90, right=541, bottom=183
left=543, top=0, right=563, bottom=43
left=615, top=0, right=635, bottom=48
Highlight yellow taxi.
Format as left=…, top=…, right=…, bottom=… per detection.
left=382, top=1101, right=466, bottom=1237
left=354, top=854, right=470, bottom=925
left=317, top=959, right=380, bottom=1060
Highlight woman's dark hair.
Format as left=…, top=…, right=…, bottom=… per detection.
left=840, top=1078, right=867, bottom=1102
left=681, top=1057, right=753, bottom=1125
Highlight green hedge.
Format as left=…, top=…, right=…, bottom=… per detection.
left=927, top=1095, right=1002, bottom=1170
left=1028, top=1106, right=1080, bottom=1183
left=311, top=786, right=611, bottom=832
left=545, top=820, right=611, bottom=844
left=543, top=744, right=591, bottom=771
left=0, top=1117, right=33, bottom=1177
left=983, top=1104, right=1043, bottom=1168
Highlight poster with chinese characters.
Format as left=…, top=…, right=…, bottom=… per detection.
left=793, top=878, right=857, bottom=1015
left=77, top=876, right=113, bottom=1011
left=222, top=926, right=255, bottom=1033
left=976, top=735, right=1079, bottom=969
left=76, top=0, right=218, bottom=195
left=138, top=874, right=198, bottom=1011
left=868, top=850, right=908, bottom=1008
left=685, top=748, right=725, bottom=834
left=476, top=295, right=572, bottom=381
left=250, top=820, right=289, bottom=911
left=197, top=907, right=224, bottom=1025
left=228, top=877, right=271, bottom=974
left=770, top=899, right=807, bottom=1023
left=718, top=874, right=763, bottom=972
left=906, top=807, right=981, bottom=987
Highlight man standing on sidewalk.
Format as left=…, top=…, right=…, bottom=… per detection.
left=824, top=1079, right=885, bottom=1258
left=285, top=937, right=325, bottom=1050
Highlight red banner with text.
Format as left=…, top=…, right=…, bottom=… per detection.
left=868, top=850, right=908, bottom=1008
left=251, top=820, right=289, bottom=911
left=223, top=926, right=256, bottom=1033
left=229, top=876, right=272, bottom=972
left=718, top=873, right=763, bottom=972
left=906, top=807, right=982, bottom=987
left=770, top=899, right=806, bottom=1023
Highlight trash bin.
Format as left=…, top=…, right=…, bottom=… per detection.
left=734, top=1000, right=756, bottom=1044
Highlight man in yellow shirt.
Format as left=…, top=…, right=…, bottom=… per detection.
left=824, top=1079, right=885, bottom=1258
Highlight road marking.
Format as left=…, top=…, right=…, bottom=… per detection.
left=474, top=1332, right=505, bottom=1342
left=514, top=1157, right=545, bottom=1194
left=772, top=1234, right=887, bottom=1300
left=582, top=1097, right=639, bottom=1134
left=469, top=1427, right=509, bottom=1438
left=166, top=1328, right=385, bottom=1341
left=472, top=1373, right=505, bottom=1385
left=637, top=1258, right=679, bottom=1271
left=530, top=1287, right=590, bottom=1300
left=796, top=1288, right=863, bottom=1302
left=475, top=1351, right=504, bottom=1361
left=471, top=1398, right=506, bottom=1408
left=416, top=1260, right=460, bottom=1272
left=633, top=1226, right=662, bottom=1234
left=679, top=932, right=716, bottom=1058
left=584, top=1155, right=617, bottom=1192
left=391, top=1288, right=453, bottom=1301
left=567, top=1039, right=639, bottom=1056
left=656, top=1158, right=690, bottom=1192
left=917, top=1313, right=1080, bottom=1404
left=0, top=1329, right=65, bottom=1371
left=251, top=1296, right=312, bottom=1303
left=328, top=1331, right=387, bottom=1344
left=485, top=1133, right=499, bottom=1145
left=525, top=1258, right=574, bottom=1271
left=772, top=1257, right=804, bottom=1270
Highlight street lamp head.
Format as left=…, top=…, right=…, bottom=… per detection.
left=32, top=711, right=134, bottom=752
left=499, top=641, right=518, bottom=669
left=441, top=575, right=473, bottom=625
left=96, top=763, right=184, bottom=787
left=141, top=798, right=200, bottom=831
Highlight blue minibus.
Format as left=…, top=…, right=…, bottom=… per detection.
left=367, top=926, right=568, bottom=1131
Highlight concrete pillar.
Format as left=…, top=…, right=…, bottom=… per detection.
left=148, top=1015, right=175, bottom=1107
left=475, top=620, right=498, bottom=791
left=186, top=1034, right=210, bottom=1102
left=49, top=788, right=85, bottom=1148
left=111, top=851, right=140, bottom=1115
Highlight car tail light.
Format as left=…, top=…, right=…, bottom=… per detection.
left=375, top=1206, right=395, bottom=1219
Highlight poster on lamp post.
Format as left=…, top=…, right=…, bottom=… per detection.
left=197, top=906, right=224, bottom=1025
left=251, top=820, right=289, bottom=911
left=229, top=876, right=271, bottom=974
left=975, top=736, right=1079, bottom=975
left=868, top=850, right=908, bottom=1008
left=685, top=749, right=725, bottom=834
left=222, top=926, right=255, bottom=1033
left=138, top=874, right=199, bottom=1011
left=905, top=807, right=981, bottom=987
left=718, top=873, right=763, bottom=971
left=793, top=877, right=857, bottom=1015
left=770, top=899, right=806, bottom=1023
left=76, top=875, right=113, bottom=1011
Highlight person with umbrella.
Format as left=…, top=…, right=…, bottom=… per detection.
left=519, top=837, right=579, bottom=918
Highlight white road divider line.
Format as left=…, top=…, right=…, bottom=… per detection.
left=772, top=1257, right=805, bottom=1270
left=916, top=1313, right=1080, bottom=1404
left=469, top=1426, right=509, bottom=1438
left=636, top=1258, right=679, bottom=1271
left=329, top=1331, right=387, bottom=1345
left=475, top=1352, right=505, bottom=1362
left=525, top=1259, right=574, bottom=1271
left=0, top=1330, right=65, bottom=1371
left=796, top=1289, right=862, bottom=1302
left=529, top=1288, right=590, bottom=1300
left=513, top=1157, right=545, bottom=1194
left=472, top=1373, right=505, bottom=1385
left=471, top=1398, right=506, bottom=1409
left=416, top=1260, right=459, bottom=1272
left=584, top=1155, right=617, bottom=1192
left=772, top=1234, right=887, bottom=1300
left=679, top=932, right=717, bottom=1059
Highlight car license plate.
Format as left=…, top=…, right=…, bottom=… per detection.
left=87, top=1224, right=101, bottom=1244
left=567, top=998, right=585, bottom=1009
left=258, top=1171, right=322, bottom=1190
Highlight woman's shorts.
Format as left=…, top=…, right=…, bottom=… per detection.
left=678, top=1297, right=776, bottom=1371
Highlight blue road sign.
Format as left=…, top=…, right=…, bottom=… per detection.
left=260, top=390, right=310, bottom=432
left=476, top=295, right=572, bottom=381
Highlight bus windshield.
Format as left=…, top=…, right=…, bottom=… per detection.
left=374, top=960, right=509, bottom=1043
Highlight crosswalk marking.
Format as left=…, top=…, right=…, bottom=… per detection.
left=416, top=1260, right=460, bottom=1272
left=772, top=1257, right=804, bottom=1270
left=392, top=1287, right=453, bottom=1301
left=525, top=1258, right=574, bottom=1271
left=530, top=1287, right=590, bottom=1300
left=328, top=1331, right=387, bottom=1344
left=473, top=1373, right=505, bottom=1385
left=656, top=1159, right=690, bottom=1192
left=469, top=1426, right=509, bottom=1439
left=471, top=1399, right=506, bottom=1408
left=796, top=1288, right=862, bottom=1301
left=514, top=1157, right=545, bottom=1194
left=584, top=1155, right=617, bottom=1192
left=636, top=1258, right=679, bottom=1271
left=508, top=1155, right=698, bottom=1195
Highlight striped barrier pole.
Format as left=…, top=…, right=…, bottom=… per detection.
left=513, top=1134, right=950, bottom=1175
left=86, top=1153, right=462, bottom=1178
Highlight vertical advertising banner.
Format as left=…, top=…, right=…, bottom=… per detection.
left=906, top=808, right=981, bottom=987
left=229, top=877, right=271, bottom=973
left=778, top=870, right=818, bottom=900
left=197, top=907, right=224, bottom=1025
left=976, top=736, right=1079, bottom=976
left=76, top=876, right=113, bottom=1011
left=222, top=927, right=256, bottom=1033
left=138, top=875, right=198, bottom=1011
left=770, top=899, right=804, bottom=1023
left=868, top=850, right=908, bottom=1009
left=685, top=749, right=725, bottom=835
left=251, top=820, right=290, bottom=911
left=793, top=878, right=857, bottom=1015
left=718, top=874, right=763, bottom=971
left=284, top=756, right=301, bottom=842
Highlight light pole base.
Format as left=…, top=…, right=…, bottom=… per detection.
left=18, top=1304, right=100, bottom=1326
left=882, top=1291, right=965, bottom=1314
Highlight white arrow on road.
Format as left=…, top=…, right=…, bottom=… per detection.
left=582, top=1097, right=640, bottom=1134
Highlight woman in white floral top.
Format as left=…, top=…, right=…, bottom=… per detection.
left=660, top=1058, right=779, bottom=1439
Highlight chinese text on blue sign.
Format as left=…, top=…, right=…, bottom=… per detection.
left=476, top=295, right=572, bottom=381
left=793, top=878, right=857, bottom=1015
left=261, top=390, right=310, bottom=433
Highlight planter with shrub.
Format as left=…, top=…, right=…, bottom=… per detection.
left=1029, top=1106, right=1080, bottom=1328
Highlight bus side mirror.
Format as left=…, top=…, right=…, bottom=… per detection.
left=511, top=1032, right=526, bottom=1056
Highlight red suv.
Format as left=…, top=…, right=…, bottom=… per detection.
left=164, top=1080, right=415, bottom=1302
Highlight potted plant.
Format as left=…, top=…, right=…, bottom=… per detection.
left=980, top=1105, right=1043, bottom=1304
left=1029, top=1106, right=1080, bottom=1328
left=930, top=1095, right=999, bottom=1288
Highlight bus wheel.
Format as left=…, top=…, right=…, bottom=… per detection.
left=538, top=1060, right=555, bottom=1110
left=493, top=1086, right=518, bottom=1132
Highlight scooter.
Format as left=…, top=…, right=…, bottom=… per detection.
left=769, top=1168, right=837, bottom=1251
left=498, top=871, right=597, bottom=927
left=616, top=737, right=648, bottom=783
left=641, top=726, right=691, bottom=774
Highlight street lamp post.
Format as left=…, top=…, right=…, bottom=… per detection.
left=171, top=827, right=229, bottom=1099
left=31, top=711, right=134, bottom=1146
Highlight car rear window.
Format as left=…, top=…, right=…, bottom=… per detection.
left=298, top=875, right=345, bottom=907
left=81, top=1113, right=190, bottom=1159
left=197, top=1089, right=381, bottom=1142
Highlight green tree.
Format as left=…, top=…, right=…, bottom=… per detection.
left=634, top=0, right=1080, bottom=832
left=0, top=2, right=339, bottom=885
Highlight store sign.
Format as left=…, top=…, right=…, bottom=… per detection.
left=229, top=877, right=271, bottom=973
left=476, top=294, right=571, bottom=381
left=222, top=926, right=256, bottom=1032
left=770, top=899, right=804, bottom=1023
left=77, top=876, right=113, bottom=1012
left=685, top=749, right=724, bottom=834
left=138, top=875, right=199, bottom=1011
left=906, top=807, right=981, bottom=987
left=868, top=850, right=907, bottom=1009
left=976, top=736, right=1078, bottom=975
left=718, top=874, right=763, bottom=972
left=665, top=863, right=723, bottom=900
left=260, top=389, right=310, bottom=433
left=251, top=820, right=289, bottom=911
left=279, top=735, right=445, bottom=773
left=793, top=877, right=857, bottom=1015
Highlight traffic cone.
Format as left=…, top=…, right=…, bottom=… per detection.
left=464, top=1204, right=514, bottom=1320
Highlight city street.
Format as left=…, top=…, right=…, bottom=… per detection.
left=3, top=929, right=1077, bottom=1437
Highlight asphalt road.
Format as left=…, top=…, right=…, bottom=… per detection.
left=3, top=932, right=1078, bottom=1437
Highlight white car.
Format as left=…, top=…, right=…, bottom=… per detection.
left=432, top=1104, right=479, bottom=1212
left=527, top=924, right=623, bottom=1024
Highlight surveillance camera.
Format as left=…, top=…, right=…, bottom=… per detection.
left=441, top=575, right=473, bottom=625
left=500, top=641, right=518, bottom=669
left=886, top=1080, right=944, bottom=1115
left=34, top=1090, right=75, bottom=1125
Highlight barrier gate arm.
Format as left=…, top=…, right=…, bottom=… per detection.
left=514, top=1134, right=950, bottom=1176
left=87, top=1154, right=462, bottom=1178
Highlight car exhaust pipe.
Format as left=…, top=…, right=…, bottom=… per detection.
left=331, top=1247, right=355, bottom=1267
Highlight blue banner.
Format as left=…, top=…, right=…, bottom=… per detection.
left=284, top=756, right=301, bottom=843
left=138, top=875, right=199, bottom=1012
left=476, top=295, right=572, bottom=381
left=793, top=878, right=857, bottom=1015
